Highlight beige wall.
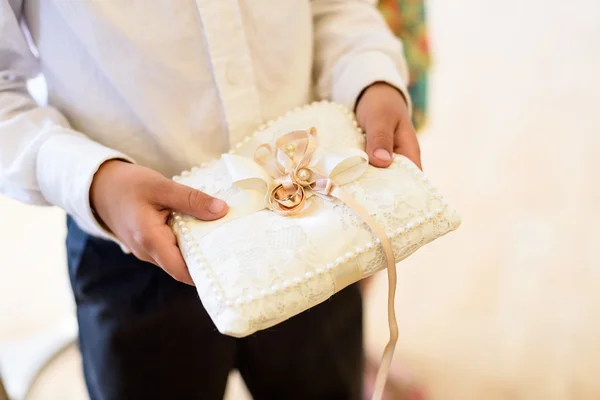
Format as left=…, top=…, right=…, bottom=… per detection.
left=2, top=0, right=600, bottom=398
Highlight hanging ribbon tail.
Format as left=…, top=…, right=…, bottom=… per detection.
left=331, top=186, right=399, bottom=400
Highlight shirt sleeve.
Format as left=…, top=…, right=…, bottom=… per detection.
left=311, top=0, right=413, bottom=114
left=0, top=0, right=134, bottom=244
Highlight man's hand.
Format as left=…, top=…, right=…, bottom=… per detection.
left=90, top=160, right=228, bottom=285
left=355, top=82, right=422, bottom=170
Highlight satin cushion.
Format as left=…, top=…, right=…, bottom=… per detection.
left=171, top=101, right=460, bottom=337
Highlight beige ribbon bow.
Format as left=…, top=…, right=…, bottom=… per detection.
left=222, top=127, right=370, bottom=215
left=222, top=128, right=399, bottom=400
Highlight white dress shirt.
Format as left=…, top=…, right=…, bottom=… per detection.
left=0, top=0, right=410, bottom=242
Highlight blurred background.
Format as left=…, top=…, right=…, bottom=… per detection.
left=1, top=0, right=599, bottom=399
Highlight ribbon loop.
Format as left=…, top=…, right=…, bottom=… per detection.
left=222, top=153, right=271, bottom=193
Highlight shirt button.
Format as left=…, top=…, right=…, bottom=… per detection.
left=226, top=63, right=243, bottom=85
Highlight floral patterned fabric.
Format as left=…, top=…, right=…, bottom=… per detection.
left=379, top=0, right=430, bottom=131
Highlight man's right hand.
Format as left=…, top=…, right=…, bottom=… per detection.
left=90, top=160, right=228, bottom=285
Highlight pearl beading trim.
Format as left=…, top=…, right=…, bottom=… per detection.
left=170, top=100, right=450, bottom=307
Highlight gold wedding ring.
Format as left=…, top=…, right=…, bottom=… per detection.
left=270, top=183, right=304, bottom=210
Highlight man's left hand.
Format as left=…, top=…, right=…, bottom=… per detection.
left=355, top=82, right=422, bottom=170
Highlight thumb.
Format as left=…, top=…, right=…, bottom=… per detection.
left=158, top=180, right=228, bottom=221
left=365, top=120, right=396, bottom=168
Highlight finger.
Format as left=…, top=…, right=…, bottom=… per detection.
left=130, top=229, right=161, bottom=265
left=144, top=225, right=194, bottom=285
left=364, top=117, right=397, bottom=168
left=131, top=247, right=157, bottom=266
left=394, top=124, right=422, bottom=170
left=156, top=180, right=228, bottom=221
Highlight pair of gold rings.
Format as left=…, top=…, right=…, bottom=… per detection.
left=269, top=183, right=305, bottom=213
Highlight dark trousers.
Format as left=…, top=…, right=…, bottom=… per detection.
left=66, top=217, right=363, bottom=400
